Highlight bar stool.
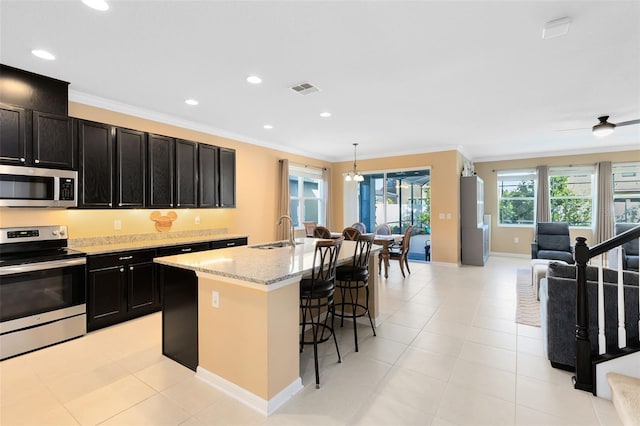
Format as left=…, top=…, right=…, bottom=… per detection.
left=342, top=226, right=361, bottom=241
left=299, top=238, right=343, bottom=388
left=334, top=234, right=376, bottom=352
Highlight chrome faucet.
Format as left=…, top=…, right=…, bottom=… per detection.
left=277, top=215, right=296, bottom=247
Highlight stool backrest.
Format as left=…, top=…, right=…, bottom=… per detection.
left=342, top=227, right=361, bottom=241
left=303, top=221, right=317, bottom=237
left=313, top=226, right=332, bottom=239
left=351, top=222, right=366, bottom=233
left=351, top=234, right=374, bottom=270
left=310, top=238, right=343, bottom=284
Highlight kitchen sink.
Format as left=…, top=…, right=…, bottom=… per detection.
left=250, top=241, right=303, bottom=249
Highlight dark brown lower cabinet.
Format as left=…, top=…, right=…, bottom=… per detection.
left=87, top=249, right=157, bottom=331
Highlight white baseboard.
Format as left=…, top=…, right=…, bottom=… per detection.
left=490, top=251, right=530, bottom=258
left=196, top=366, right=303, bottom=416
left=595, top=352, right=640, bottom=400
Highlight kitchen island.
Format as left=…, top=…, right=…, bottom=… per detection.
left=154, top=238, right=381, bottom=415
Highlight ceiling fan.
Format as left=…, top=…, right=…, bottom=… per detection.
left=558, top=115, right=640, bottom=137
left=591, top=116, right=640, bottom=137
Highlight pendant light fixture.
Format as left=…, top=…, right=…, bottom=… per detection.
left=345, top=143, right=364, bottom=182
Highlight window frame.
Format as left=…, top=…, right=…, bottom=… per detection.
left=496, top=169, right=536, bottom=227
left=612, top=161, right=640, bottom=224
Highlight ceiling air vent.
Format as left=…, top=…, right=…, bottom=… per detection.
left=290, top=82, right=320, bottom=95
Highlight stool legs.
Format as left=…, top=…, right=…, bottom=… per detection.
left=300, top=294, right=341, bottom=389
left=336, top=278, right=376, bottom=352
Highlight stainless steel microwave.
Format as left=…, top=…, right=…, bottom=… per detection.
left=0, top=165, right=78, bottom=208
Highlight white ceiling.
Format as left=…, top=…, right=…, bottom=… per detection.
left=1, top=1, right=639, bottom=162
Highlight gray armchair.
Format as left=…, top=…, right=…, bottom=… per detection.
left=531, top=222, right=574, bottom=264
left=615, top=223, right=639, bottom=272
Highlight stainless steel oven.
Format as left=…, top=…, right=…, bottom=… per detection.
left=0, top=225, right=86, bottom=360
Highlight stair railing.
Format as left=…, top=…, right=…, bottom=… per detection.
left=573, top=225, right=640, bottom=393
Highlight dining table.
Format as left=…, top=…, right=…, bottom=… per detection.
left=327, top=231, right=403, bottom=278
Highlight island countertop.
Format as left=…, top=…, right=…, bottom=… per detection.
left=154, top=238, right=380, bottom=285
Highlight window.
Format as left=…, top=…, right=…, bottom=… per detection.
left=497, top=170, right=536, bottom=225
left=613, top=162, right=640, bottom=223
left=289, top=166, right=325, bottom=228
left=549, top=166, right=595, bottom=227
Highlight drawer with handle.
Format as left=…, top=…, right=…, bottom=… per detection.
left=88, top=249, right=157, bottom=270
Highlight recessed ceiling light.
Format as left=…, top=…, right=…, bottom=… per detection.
left=263, top=124, right=273, bottom=129
left=247, top=75, right=262, bottom=84
left=31, top=49, right=55, bottom=60
left=185, top=99, right=199, bottom=106
left=320, top=112, right=331, bottom=118
left=82, top=0, right=109, bottom=11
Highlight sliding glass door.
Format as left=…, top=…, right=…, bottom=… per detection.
left=358, top=169, right=430, bottom=234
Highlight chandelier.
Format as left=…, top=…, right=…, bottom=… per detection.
left=344, top=143, right=364, bottom=182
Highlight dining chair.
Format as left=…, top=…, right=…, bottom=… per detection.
left=342, top=227, right=361, bottom=241
left=313, top=226, right=332, bottom=239
left=388, top=225, right=414, bottom=277
left=373, top=224, right=392, bottom=235
left=351, top=222, right=366, bottom=234
left=299, top=238, right=343, bottom=388
left=302, top=221, right=317, bottom=237
left=334, top=234, right=376, bottom=352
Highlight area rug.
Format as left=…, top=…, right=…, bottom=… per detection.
left=516, top=268, right=540, bottom=327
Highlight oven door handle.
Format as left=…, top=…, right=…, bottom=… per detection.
left=0, top=257, right=86, bottom=276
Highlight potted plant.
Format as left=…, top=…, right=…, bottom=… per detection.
left=418, top=210, right=430, bottom=234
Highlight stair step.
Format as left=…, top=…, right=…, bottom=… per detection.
left=607, top=373, right=640, bottom=426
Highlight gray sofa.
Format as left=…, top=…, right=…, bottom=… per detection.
left=539, top=261, right=639, bottom=370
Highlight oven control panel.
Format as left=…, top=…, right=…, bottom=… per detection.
left=0, top=226, right=68, bottom=244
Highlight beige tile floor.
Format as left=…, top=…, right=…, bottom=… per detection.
left=0, top=256, right=623, bottom=425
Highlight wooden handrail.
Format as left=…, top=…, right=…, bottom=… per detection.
left=573, top=224, right=640, bottom=393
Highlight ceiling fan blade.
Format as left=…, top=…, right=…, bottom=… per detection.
left=615, top=119, right=640, bottom=127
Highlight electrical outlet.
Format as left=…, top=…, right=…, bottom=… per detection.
left=212, top=291, right=219, bottom=308
left=114, top=219, right=122, bottom=230
left=195, top=216, right=201, bottom=225
left=514, top=237, right=519, bottom=243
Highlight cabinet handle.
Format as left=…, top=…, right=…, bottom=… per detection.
left=119, top=268, right=124, bottom=272
left=129, top=266, right=134, bottom=271
left=119, top=203, right=123, bottom=207
left=170, top=204, right=173, bottom=207
left=177, top=203, right=180, bottom=207
left=35, top=159, right=40, bottom=164
left=20, top=157, right=25, bottom=163
left=181, top=248, right=192, bottom=252
left=226, top=242, right=235, bottom=246
left=119, top=255, right=133, bottom=260
left=109, top=203, right=112, bottom=207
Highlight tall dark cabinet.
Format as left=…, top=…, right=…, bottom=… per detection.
left=175, top=139, right=198, bottom=208
left=78, top=120, right=114, bottom=208
left=147, top=133, right=175, bottom=208
left=198, top=143, right=219, bottom=208
left=219, top=147, right=236, bottom=208
left=0, top=104, right=27, bottom=165
left=32, top=111, right=74, bottom=169
left=460, top=175, right=490, bottom=266
left=115, top=128, right=146, bottom=208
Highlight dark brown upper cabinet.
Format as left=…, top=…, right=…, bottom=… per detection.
left=219, top=148, right=236, bottom=208
left=115, top=128, right=146, bottom=208
left=32, top=111, right=74, bottom=169
left=0, top=103, right=28, bottom=165
left=147, top=133, right=175, bottom=208
left=175, top=139, right=198, bottom=208
left=78, top=120, right=114, bottom=208
left=198, top=144, right=219, bottom=208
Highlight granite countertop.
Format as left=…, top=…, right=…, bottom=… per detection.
left=154, top=238, right=382, bottom=285
left=70, top=232, right=248, bottom=255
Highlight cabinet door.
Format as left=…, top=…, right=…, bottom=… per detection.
left=87, top=266, right=126, bottom=331
left=128, top=260, right=156, bottom=311
left=219, top=148, right=236, bottom=208
left=175, top=139, right=198, bottom=208
left=0, top=104, right=28, bottom=165
left=147, top=133, right=174, bottom=208
left=78, top=120, right=113, bottom=208
left=209, top=237, right=247, bottom=250
left=32, top=111, right=74, bottom=169
left=198, top=144, right=219, bottom=207
left=116, top=127, right=146, bottom=208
